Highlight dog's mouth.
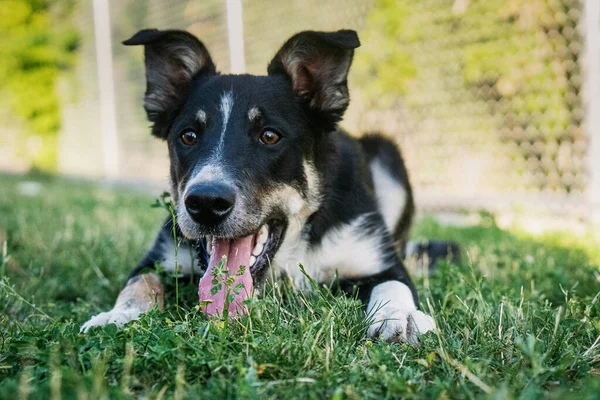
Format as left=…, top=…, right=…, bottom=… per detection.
left=197, top=219, right=286, bottom=317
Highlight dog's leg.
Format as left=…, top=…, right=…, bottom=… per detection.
left=341, top=265, right=435, bottom=344
left=333, top=213, right=435, bottom=344
left=81, top=217, right=206, bottom=332
left=340, top=265, right=435, bottom=344
left=80, top=273, right=164, bottom=332
left=365, top=277, right=435, bottom=345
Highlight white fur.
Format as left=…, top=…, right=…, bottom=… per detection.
left=188, top=164, right=228, bottom=184
left=248, top=107, right=261, bottom=121
left=404, top=241, right=418, bottom=258
left=263, top=162, right=435, bottom=343
left=271, top=214, right=311, bottom=286
left=314, top=214, right=391, bottom=277
left=215, top=91, right=234, bottom=157
left=80, top=307, right=143, bottom=332
left=367, top=281, right=435, bottom=343
left=269, top=162, right=388, bottom=287
left=81, top=274, right=164, bottom=332
left=275, top=213, right=392, bottom=289
left=269, top=163, right=391, bottom=288
left=160, top=240, right=201, bottom=275
left=370, top=160, right=407, bottom=233
left=196, top=109, right=207, bottom=124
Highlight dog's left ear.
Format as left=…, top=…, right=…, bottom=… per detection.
left=268, top=30, right=360, bottom=122
left=123, top=29, right=216, bottom=138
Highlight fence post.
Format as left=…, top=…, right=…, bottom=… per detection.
left=583, top=0, right=600, bottom=223
left=92, top=0, right=119, bottom=178
left=226, top=0, right=246, bottom=73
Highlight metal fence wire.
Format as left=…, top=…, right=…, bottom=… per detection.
left=58, top=0, right=600, bottom=221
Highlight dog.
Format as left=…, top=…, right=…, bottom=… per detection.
left=81, top=28, right=439, bottom=344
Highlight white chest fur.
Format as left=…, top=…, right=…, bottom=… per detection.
left=272, top=213, right=392, bottom=289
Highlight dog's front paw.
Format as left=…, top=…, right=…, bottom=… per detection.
left=367, top=305, right=435, bottom=344
left=366, top=281, right=435, bottom=344
left=80, top=307, right=141, bottom=333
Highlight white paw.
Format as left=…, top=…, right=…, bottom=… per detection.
left=366, top=281, right=435, bottom=344
left=80, top=307, right=141, bottom=333
left=367, top=305, right=435, bottom=344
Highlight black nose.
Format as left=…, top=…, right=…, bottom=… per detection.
left=184, top=183, right=236, bottom=224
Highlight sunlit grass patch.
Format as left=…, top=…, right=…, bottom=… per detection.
left=0, top=173, right=598, bottom=398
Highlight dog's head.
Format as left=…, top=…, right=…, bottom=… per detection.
left=124, top=28, right=359, bottom=291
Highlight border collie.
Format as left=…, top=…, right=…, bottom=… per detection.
left=81, top=28, right=437, bottom=344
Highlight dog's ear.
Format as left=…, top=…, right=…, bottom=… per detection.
left=123, top=29, right=216, bottom=137
left=267, top=30, right=360, bottom=123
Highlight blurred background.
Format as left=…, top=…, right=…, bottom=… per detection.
left=1, top=0, right=599, bottom=230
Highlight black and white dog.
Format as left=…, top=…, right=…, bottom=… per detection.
left=81, top=28, right=436, bottom=343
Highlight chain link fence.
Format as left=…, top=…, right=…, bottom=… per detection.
left=53, top=0, right=599, bottom=222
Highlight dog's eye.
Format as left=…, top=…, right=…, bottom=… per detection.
left=180, top=131, right=197, bottom=146
left=259, top=129, right=281, bottom=146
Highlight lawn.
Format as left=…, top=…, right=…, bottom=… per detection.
left=0, top=172, right=599, bottom=399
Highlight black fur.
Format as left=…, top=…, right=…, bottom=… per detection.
left=123, top=28, right=424, bottom=312
left=306, top=131, right=377, bottom=245
left=123, top=29, right=217, bottom=139
left=338, top=265, right=418, bottom=305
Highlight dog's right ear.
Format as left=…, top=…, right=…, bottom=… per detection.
left=123, top=29, right=216, bottom=138
left=267, top=30, right=360, bottom=125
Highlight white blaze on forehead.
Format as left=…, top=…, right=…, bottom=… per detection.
left=220, top=91, right=234, bottom=125
left=215, top=91, right=234, bottom=157
left=196, top=109, right=207, bottom=124
left=248, top=107, right=261, bottom=121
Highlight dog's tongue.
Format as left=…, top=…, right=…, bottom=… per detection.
left=198, top=235, right=254, bottom=318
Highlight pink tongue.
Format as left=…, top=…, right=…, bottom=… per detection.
left=198, top=235, right=254, bottom=318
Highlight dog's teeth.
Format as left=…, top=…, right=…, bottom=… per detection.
left=252, top=242, right=264, bottom=256
left=258, top=225, right=269, bottom=244
left=249, top=255, right=256, bottom=266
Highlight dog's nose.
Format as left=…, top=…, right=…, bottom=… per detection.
left=184, top=183, right=236, bottom=224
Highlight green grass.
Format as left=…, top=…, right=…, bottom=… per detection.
left=0, top=173, right=599, bottom=399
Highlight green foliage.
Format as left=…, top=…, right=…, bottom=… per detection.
left=355, top=0, right=584, bottom=193
left=459, top=0, right=582, bottom=139
left=0, top=0, right=78, bottom=170
left=352, top=0, right=417, bottom=107
left=0, top=173, right=598, bottom=398
left=356, top=0, right=581, bottom=137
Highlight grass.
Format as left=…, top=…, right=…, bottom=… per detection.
left=0, top=172, right=599, bottom=399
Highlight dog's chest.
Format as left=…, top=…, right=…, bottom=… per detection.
left=271, top=213, right=390, bottom=289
